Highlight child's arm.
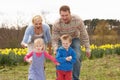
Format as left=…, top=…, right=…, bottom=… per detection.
left=56, top=50, right=67, bottom=63
left=44, top=51, right=59, bottom=65
left=24, top=52, right=33, bottom=64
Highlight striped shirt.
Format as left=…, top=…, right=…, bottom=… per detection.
left=52, top=15, right=90, bottom=52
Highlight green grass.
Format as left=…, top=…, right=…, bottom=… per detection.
left=0, top=54, right=120, bottom=80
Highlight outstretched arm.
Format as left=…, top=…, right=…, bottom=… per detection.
left=44, top=51, right=59, bottom=65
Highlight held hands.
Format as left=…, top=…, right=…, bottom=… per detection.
left=66, top=56, right=72, bottom=61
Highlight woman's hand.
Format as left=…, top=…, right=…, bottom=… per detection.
left=21, top=43, right=27, bottom=48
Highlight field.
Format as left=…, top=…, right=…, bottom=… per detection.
left=0, top=54, right=120, bottom=80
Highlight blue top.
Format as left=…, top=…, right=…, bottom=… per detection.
left=56, top=46, right=76, bottom=71
left=21, top=23, right=51, bottom=44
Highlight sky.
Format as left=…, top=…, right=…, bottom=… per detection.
left=0, top=0, right=120, bottom=27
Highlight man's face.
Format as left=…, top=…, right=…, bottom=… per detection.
left=60, top=11, right=71, bottom=24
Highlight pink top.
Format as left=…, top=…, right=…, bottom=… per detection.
left=24, top=51, right=58, bottom=65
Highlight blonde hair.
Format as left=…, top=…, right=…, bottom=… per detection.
left=32, top=15, right=43, bottom=35
left=60, top=34, right=72, bottom=43
left=34, top=38, right=45, bottom=51
left=32, top=15, right=42, bottom=23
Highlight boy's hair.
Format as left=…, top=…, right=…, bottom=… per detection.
left=34, top=38, right=45, bottom=50
left=59, top=5, right=71, bottom=13
left=60, top=34, right=72, bottom=43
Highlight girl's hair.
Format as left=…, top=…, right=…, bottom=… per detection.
left=34, top=38, right=45, bottom=51
left=32, top=15, right=42, bottom=23
left=60, top=34, right=72, bottom=43
left=59, top=5, right=71, bottom=13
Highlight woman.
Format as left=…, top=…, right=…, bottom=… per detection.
left=21, top=15, right=51, bottom=54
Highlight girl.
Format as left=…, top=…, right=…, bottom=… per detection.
left=24, top=38, right=59, bottom=80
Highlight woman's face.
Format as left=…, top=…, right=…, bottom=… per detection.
left=33, top=17, right=42, bottom=29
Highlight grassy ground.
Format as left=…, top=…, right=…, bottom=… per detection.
left=0, top=54, right=120, bottom=80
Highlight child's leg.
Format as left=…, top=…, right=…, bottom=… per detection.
left=57, top=70, right=64, bottom=80
left=56, top=70, right=58, bottom=80
left=65, top=71, right=72, bottom=80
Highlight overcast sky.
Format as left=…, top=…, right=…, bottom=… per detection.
left=0, top=0, right=120, bottom=26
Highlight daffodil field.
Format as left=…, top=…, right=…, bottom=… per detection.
left=0, top=44, right=120, bottom=66
left=81, top=44, right=120, bottom=60
left=0, top=48, right=28, bottom=66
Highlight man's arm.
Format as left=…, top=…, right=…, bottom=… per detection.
left=51, top=23, right=61, bottom=54
left=78, top=18, right=91, bottom=58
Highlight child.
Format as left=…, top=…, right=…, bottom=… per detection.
left=56, top=34, right=77, bottom=80
left=24, top=38, right=59, bottom=80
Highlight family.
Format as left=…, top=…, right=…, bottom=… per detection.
left=21, top=5, right=91, bottom=80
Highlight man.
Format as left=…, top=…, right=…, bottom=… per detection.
left=52, top=5, right=91, bottom=80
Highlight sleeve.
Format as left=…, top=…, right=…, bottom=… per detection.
left=51, top=22, right=61, bottom=48
left=45, top=24, right=51, bottom=43
left=44, top=51, right=58, bottom=65
left=69, top=50, right=76, bottom=64
left=21, top=25, right=31, bottom=44
left=24, top=52, right=33, bottom=61
left=78, top=18, right=90, bottom=52
left=56, top=50, right=66, bottom=63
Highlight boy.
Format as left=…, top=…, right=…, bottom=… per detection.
left=56, top=34, right=76, bottom=80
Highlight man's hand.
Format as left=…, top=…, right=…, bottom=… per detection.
left=47, top=42, right=52, bottom=55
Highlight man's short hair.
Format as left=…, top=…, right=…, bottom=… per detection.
left=59, top=5, right=71, bottom=13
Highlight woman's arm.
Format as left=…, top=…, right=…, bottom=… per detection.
left=21, top=25, right=33, bottom=47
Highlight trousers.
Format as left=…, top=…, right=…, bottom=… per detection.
left=57, top=70, right=72, bottom=80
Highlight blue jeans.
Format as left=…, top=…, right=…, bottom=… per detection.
left=58, top=38, right=81, bottom=80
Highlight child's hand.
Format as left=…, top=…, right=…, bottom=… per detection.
left=68, top=56, right=72, bottom=60
left=26, top=59, right=32, bottom=64
left=66, top=56, right=72, bottom=61
left=56, top=62, right=60, bottom=66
